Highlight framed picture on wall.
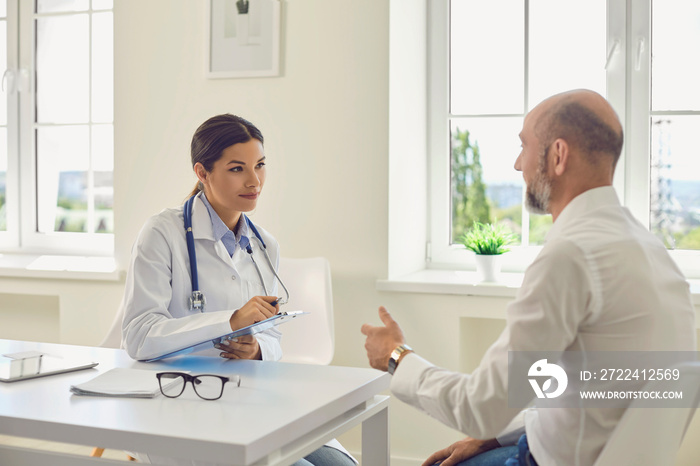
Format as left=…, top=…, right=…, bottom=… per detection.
left=207, top=0, right=281, bottom=78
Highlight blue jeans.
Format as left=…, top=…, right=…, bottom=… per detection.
left=452, top=435, right=537, bottom=466
left=291, top=446, right=355, bottom=466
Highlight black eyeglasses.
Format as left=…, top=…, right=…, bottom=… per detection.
left=156, top=372, right=241, bottom=400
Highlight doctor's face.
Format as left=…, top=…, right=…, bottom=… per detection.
left=198, top=139, right=266, bottom=221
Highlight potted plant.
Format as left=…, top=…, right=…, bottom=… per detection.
left=459, top=222, right=514, bottom=282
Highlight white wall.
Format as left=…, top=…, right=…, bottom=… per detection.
left=0, top=1, right=698, bottom=464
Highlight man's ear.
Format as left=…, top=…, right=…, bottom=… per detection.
left=550, top=138, right=570, bottom=176
left=194, top=162, right=208, bottom=184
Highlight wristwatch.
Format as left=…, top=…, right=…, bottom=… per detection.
left=387, top=344, right=413, bottom=375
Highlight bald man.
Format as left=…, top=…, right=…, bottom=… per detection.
left=362, top=90, right=696, bottom=466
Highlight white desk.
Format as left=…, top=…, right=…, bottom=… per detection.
left=0, top=339, right=391, bottom=465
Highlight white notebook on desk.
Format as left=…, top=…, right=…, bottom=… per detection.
left=70, top=368, right=181, bottom=398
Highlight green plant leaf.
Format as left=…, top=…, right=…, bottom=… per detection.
left=459, top=222, right=515, bottom=255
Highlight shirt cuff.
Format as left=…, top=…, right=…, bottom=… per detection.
left=390, top=352, right=435, bottom=406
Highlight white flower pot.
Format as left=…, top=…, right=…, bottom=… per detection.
left=475, top=254, right=503, bottom=283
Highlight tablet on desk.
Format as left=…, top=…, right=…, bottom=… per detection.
left=0, top=353, right=98, bottom=383
left=142, top=310, right=308, bottom=362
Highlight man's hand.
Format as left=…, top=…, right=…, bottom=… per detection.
left=360, top=306, right=406, bottom=371
left=422, top=437, right=500, bottom=466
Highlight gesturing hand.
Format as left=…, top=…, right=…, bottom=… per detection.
left=360, top=306, right=406, bottom=371
left=422, top=437, right=500, bottom=466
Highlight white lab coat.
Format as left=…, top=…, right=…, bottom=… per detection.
left=121, top=193, right=355, bottom=465
left=121, top=192, right=282, bottom=362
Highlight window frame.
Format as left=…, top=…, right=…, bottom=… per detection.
left=0, top=0, right=19, bottom=250
left=0, top=0, right=114, bottom=256
left=427, top=0, right=700, bottom=278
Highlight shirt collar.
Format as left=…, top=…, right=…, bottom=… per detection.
left=199, top=193, right=251, bottom=246
left=545, top=186, right=621, bottom=242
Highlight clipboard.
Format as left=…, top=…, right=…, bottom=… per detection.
left=141, top=311, right=308, bottom=362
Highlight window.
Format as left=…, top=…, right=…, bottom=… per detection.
left=429, top=0, right=700, bottom=273
left=647, top=1, right=700, bottom=250
left=0, top=0, right=113, bottom=255
left=0, top=1, right=12, bottom=239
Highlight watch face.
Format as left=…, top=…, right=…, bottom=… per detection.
left=388, top=346, right=404, bottom=375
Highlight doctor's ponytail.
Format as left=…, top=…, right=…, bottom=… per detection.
left=188, top=114, right=264, bottom=198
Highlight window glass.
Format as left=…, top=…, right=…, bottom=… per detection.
left=91, top=0, right=113, bottom=11
left=92, top=124, right=113, bottom=233
left=36, top=126, right=90, bottom=233
left=36, top=0, right=89, bottom=14
left=34, top=4, right=114, bottom=240
left=91, top=11, right=113, bottom=123
left=0, top=13, right=6, bottom=232
left=0, top=1, right=113, bottom=251
left=450, top=118, right=522, bottom=243
left=529, top=0, right=606, bottom=109
left=0, top=128, right=6, bottom=232
left=650, top=116, right=700, bottom=249
left=36, top=14, right=90, bottom=124
left=450, top=0, right=524, bottom=115
left=0, top=19, right=6, bottom=125
left=449, top=0, right=606, bottom=247
left=650, top=1, right=700, bottom=250
left=652, top=0, right=700, bottom=111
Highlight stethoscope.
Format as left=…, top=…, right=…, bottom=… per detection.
left=183, top=194, right=290, bottom=312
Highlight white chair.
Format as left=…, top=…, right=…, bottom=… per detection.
left=594, top=361, right=700, bottom=466
left=277, top=256, right=335, bottom=365
left=99, top=299, right=124, bottom=349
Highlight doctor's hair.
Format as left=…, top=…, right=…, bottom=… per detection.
left=188, top=113, right=264, bottom=198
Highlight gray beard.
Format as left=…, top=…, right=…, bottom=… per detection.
left=525, top=169, right=551, bottom=215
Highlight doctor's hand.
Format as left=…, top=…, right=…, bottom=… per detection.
left=229, top=296, right=279, bottom=331
left=217, top=334, right=261, bottom=360
left=422, top=437, right=500, bottom=466
left=360, top=306, right=406, bottom=372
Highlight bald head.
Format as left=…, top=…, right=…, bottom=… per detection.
left=534, top=89, right=624, bottom=168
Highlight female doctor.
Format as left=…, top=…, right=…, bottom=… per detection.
left=120, top=114, right=355, bottom=466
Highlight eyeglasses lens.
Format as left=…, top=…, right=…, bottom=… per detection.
left=192, top=375, right=225, bottom=400
left=159, top=373, right=186, bottom=398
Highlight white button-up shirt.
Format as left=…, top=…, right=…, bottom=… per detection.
left=391, top=186, right=696, bottom=466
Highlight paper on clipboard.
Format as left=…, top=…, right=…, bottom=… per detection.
left=141, top=311, right=308, bottom=362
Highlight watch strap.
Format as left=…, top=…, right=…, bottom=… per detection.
left=387, top=344, right=413, bottom=375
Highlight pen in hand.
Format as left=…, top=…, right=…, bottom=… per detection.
left=270, top=296, right=285, bottom=311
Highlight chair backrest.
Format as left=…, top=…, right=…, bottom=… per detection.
left=98, top=257, right=335, bottom=363
left=277, top=256, right=335, bottom=365
left=594, top=361, right=700, bottom=466
left=99, top=299, right=124, bottom=349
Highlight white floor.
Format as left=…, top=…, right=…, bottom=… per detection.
left=0, top=434, right=133, bottom=461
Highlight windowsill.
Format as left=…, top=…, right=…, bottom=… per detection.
left=0, top=254, right=122, bottom=281
left=377, top=269, right=700, bottom=306
left=377, top=269, right=523, bottom=298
